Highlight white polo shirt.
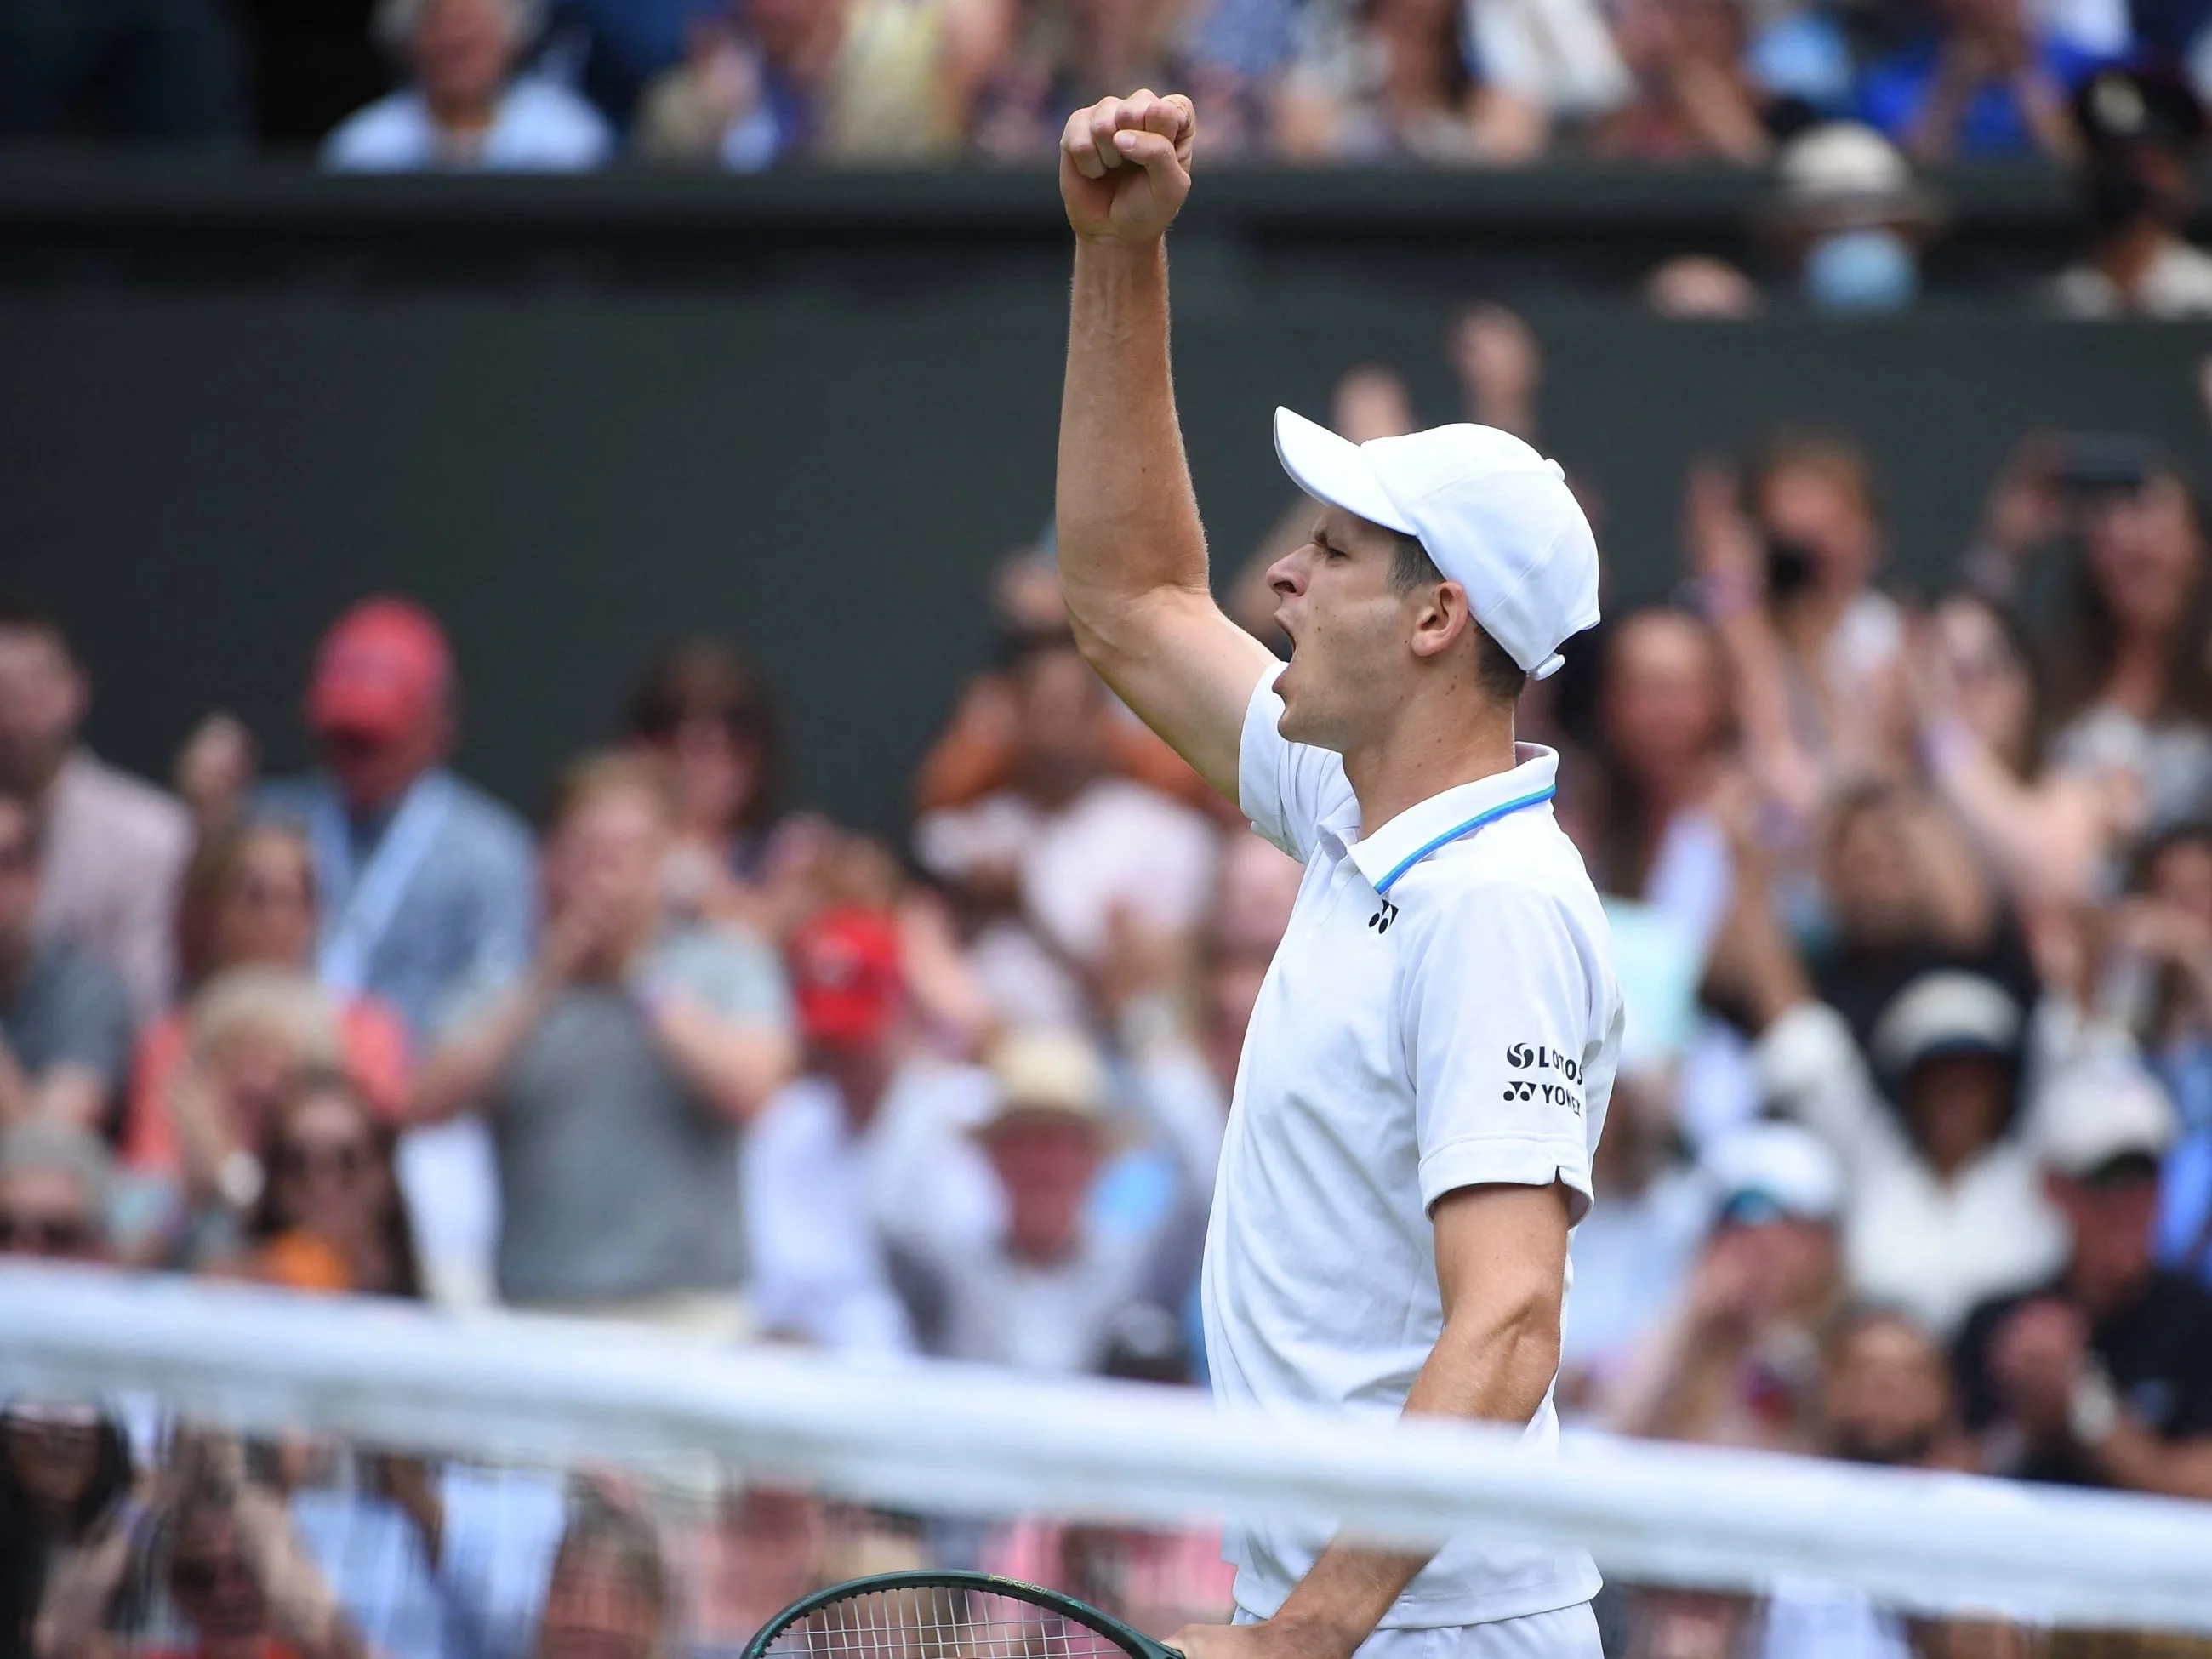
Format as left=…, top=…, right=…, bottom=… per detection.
left=1202, top=667, right=1619, bottom=1628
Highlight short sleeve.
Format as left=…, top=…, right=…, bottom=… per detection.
left=1238, top=664, right=1354, bottom=863
left=667, top=928, right=795, bottom=1029
left=1402, top=883, right=1599, bottom=1220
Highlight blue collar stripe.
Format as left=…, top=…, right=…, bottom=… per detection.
left=1372, top=785, right=1556, bottom=895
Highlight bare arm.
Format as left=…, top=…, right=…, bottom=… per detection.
left=1172, top=1183, right=1572, bottom=1659
left=1057, top=92, right=1276, bottom=805
left=641, top=995, right=795, bottom=1125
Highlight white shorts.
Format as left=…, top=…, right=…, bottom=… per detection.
left=1234, top=1603, right=1601, bottom=1659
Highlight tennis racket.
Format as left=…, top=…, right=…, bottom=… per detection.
left=740, top=1569, right=1188, bottom=1659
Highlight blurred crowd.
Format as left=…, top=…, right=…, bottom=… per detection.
left=3, top=0, right=2212, bottom=187
left=6, top=309, right=2212, bottom=1654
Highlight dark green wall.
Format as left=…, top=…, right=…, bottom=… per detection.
left=2, top=164, right=2207, bottom=832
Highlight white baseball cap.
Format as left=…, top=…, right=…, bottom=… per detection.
left=1273, top=407, right=1601, bottom=680
left=2033, top=1057, right=2177, bottom=1180
left=1702, top=1121, right=1844, bottom=1224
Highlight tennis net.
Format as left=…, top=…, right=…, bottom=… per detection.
left=5, top=1263, right=2212, bottom=1659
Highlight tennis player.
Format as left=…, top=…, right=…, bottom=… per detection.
left=1055, top=92, right=1619, bottom=1659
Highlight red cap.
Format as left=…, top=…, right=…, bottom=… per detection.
left=788, top=907, right=904, bottom=1047
left=307, top=598, right=452, bottom=744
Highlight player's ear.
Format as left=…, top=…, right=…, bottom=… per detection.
left=1407, top=579, right=1473, bottom=662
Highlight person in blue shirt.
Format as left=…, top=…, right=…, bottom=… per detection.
left=1858, top=0, right=2107, bottom=160
left=253, top=596, right=537, bottom=1306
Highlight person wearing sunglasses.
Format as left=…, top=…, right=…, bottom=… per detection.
left=236, top=1071, right=422, bottom=1301
left=36, top=1434, right=372, bottom=1659
left=0, top=1119, right=111, bottom=1265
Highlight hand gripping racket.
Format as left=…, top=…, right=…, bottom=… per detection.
left=740, top=1569, right=1189, bottom=1659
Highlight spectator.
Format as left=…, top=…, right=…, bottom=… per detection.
left=37, top=1434, right=368, bottom=1659
left=241, top=599, right=535, bottom=1305
left=2100, top=824, right=2212, bottom=1286
left=324, top=0, right=613, bottom=171
left=914, top=638, right=1217, bottom=1028
left=680, top=1485, right=830, bottom=1656
left=414, top=752, right=795, bottom=1332
left=1804, top=783, right=2017, bottom=1048
left=1588, top=608, right=1735, bottom=949
left=1954, top=1055, right=2212, bottom=1497
left=1593, top=0, right=1786, bottom=163
left=276, top=1443, right=565, bottom=1659
left=2054, top=68, right=2212, bottom=317
left=1605, top=1121, right=1844, bottom=1452
left=1762, top=124, right=1942, bottom=313
left=633, top=0, right=1007, bottom=166
left=622, top=639, right=790, bottom=924
left=238, top=1070, right=424, bottom=1298
left=0, top=789, right=134, bottom=1135
left=1269, top=0, right=1564, bottom=162
left=1748, top=1307, right=1973, bottom=1659
left=892, top=1026, right=1159, bottom=1371
left=0, top=1400, right=132, bottom=1659
left=1817, top=1303, right=1968, bottom=1468
left=1717, top=828, right=2068, bottom=1334
left=744, top=904, right=999, bottom=1354
left=1687, top=432, right=1910, bottom=817
left=919, top=551, right=1217, bottom=820
left=0, top=1120, right=112, bottom=1263
left=535, top=1497, right=670, bottom=1659
left=970, top=0, right=1193, bottom=158
left=0, top=601, right=191, bottom=1024
left=1857, top=0, right=2099, bottom=162
left=2039, top=468, right=2212, bottom=835
left=121, top=824, right=413, bottom=1191
left=1910, top=587, right=2129, bottom=910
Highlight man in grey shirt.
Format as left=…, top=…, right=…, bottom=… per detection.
left=414, top=752, right=795, bottom=1331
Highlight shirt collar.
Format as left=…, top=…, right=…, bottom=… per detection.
left=1343, top=744, right=1560, bottom=895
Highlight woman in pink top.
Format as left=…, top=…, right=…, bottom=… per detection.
left=122, top=823, right=410, bottom=1192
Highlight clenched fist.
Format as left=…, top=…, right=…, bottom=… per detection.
left=1059, top=90, right=1196, bottom=244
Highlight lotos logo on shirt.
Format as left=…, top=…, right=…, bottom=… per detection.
left=1503, top=1042, right=1582, bottom=1084
left=1502, top=1041, right=1584, bottom=1114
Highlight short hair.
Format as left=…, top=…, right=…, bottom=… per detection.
left=372, top=0, right=543, bottom=54
left=0, top=597, right=71, bottom=658
left=1749, top=429, right=1881, bottom=525
left=1388, top=533, right=1526, bottom=703
left=539, top=750, right=677, bottom=835
left=623, top=639, right=781, bottom=832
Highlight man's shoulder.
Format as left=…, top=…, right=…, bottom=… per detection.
left=323, top=93, right=431, bottom=168
left=24, top=935, right=130, bottom=1018
left=57, top=753, right=191, bottom=858
left=500, top=78, right=615, bottom=159
left=432, top=774, right=535, bottom=868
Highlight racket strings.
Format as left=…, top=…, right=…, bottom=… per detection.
left=768, top=1587, right=1134, bottom=1659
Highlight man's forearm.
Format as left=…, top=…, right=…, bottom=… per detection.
left=1057, top=237, right=1211, bottom=640
left=1268, top=1302, right=1564, bottom=1659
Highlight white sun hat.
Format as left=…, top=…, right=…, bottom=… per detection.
left=1272, top=406, right=1601, bottom=680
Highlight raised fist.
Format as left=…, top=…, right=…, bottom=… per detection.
left=1059, top=90, right=1196, bottom=244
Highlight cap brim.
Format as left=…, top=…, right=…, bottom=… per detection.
left=1274, top=408, right=1416, bottom=537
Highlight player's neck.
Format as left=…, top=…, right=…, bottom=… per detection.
left=1343, top=688, right=1519, bottom=839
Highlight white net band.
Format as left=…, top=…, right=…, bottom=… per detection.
left=5, top=1264, right=2212, bottom=1635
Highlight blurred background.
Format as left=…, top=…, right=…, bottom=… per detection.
left=4, top=2, right=2212, bottom=1656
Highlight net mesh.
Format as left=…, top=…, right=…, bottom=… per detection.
left=7, top=1266, right=2212, bottom=1659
